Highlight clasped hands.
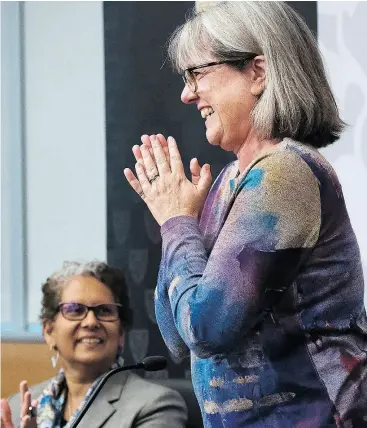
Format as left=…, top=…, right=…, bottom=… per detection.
left=124, top=134, right=212, bottom=226
left=1, top=381, right=37, bottom=428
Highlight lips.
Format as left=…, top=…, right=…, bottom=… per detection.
left=77, top=337, right=104, bottom=344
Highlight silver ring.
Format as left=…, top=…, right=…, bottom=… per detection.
left=148, top=174, right=159, bottom=184
left=29, top=406, right=37, bottom=418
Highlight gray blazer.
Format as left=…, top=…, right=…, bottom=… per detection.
left=8, top=371, right=188, bottom=428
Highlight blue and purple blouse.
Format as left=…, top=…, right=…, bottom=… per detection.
left=155, top=138, right=367, bottom=427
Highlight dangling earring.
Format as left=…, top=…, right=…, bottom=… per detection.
left=50, top=344, right=59, bottom=368
left=111, top=345, right=124, bottom=369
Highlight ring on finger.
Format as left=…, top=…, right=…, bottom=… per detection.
left=148, top=174, right=159, bottom=184
left=29, top=406, right=37, bottom=418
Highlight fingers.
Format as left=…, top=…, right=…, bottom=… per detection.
left=156, top=134, right=170, bottom=163
left=167, top=136, right=184, bottom=174
left=140, top=134, right=170, bottom=165
left=20, top=414, right=31, bottom=428
left=141, top=134, right=168, bottom=150
left=150, top=135, right=171, bottom=175
left=123, top=168, right=145, bottom=199
left=190, top=158, right=201, bottom=185
left=132, top=145, right=143, bottom=166
left=140, top=145, right=160, bottom=180
left=19, top=381, right=36, bottom=428
left=20, top=381, right=28, bottom=408
left=123, top=163, right=150, bottom=200
left=197, top=163, right=212, bottom=194
left=1, top=398, right=14, bottom=428
left=20, top=382, right=31, bottom=422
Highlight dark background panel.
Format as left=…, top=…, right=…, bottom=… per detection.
left=104, top=1, right=317, bottom=379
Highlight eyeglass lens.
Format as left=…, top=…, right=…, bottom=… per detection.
left=60, top=303, right=119, bottom=321
left=183, top=71, right=196, bottom=91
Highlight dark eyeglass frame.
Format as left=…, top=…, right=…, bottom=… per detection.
left=181, top=54, right=258, bottom=93
left=57, top=302, right=123, bottom=322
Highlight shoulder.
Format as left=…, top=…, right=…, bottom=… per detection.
left=114, top=372, right=188, bottom=427
left=239, top=142, right=322, bottom=194
left=124, top=372, right=186, bottom=404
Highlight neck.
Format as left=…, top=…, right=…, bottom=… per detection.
left=235, top=130, right=280, bottom=173
left=63, top=361, right=110, bottom=401
left=63, top=370, right=97, bottom=420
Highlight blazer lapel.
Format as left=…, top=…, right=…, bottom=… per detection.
left=78, top=371, right=129, bottom=428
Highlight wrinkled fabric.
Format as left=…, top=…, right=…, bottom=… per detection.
left=155, top=138, right=367, bottom=427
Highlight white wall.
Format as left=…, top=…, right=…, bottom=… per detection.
left=318, top=1, right=367, bottom=306
left=23, top=1, right=107, bottom=325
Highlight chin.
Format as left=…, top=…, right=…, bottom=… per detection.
left=77, top=352, right=112, bottom=365
left=206, top=129, right=221, bottom=146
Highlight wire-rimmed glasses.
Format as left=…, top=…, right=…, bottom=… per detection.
left=181, top=54, right=257, bottom=93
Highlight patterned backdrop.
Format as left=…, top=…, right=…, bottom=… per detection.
left=104, top=1, right=317, bottom=379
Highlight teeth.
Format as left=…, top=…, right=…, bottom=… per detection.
left=201, top=107, right=214, bottom=119
left=80, top=338, right=102, bottom=344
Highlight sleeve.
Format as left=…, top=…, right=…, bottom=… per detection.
left=135, top=388, right=188, bottom=428
left=154, top=163, right=237, bottom=358
left=154, top=262, right=190, bottom=358
left=155, top=150, right=321, bottom=358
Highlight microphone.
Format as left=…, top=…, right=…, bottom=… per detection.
left=69, top=356, right=167, bottom=428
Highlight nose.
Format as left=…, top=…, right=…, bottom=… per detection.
left=81, top=309, right=100, bottom=328
left=181, top=84, right=198, bottom=104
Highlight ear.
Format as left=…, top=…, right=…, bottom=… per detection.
left=43, top=320, right=56, bottom=348
left=250, top=55, right=266, bottom=97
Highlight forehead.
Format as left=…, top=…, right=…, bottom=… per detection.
left=173, top=22, right=216, bottom=71
left=61, top=275, right=115, bottom=304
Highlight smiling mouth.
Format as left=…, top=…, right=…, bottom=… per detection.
left=201, top=107, right=215, bottom=120
left=77, top=338, right=104, bottom=344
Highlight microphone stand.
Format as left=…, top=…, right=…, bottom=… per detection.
left=69, top=357, right=166, bottom=428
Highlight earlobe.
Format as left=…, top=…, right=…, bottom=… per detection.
left=250, top=80, right=265, bottom=97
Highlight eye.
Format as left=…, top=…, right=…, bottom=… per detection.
left=63, top=303, right=85, bottom=315
left=192, top=70, right=204, bottom=78
left=98, top=304, right=114, bottom=316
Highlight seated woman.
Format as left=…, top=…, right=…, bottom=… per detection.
left=1, top=260, right=188, bottom=428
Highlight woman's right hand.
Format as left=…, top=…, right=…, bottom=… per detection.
left=134, top=133, right=207, bottom=186
left=1, top=381, right=38, bottom=428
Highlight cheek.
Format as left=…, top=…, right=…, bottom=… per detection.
left=107, top=325, right=123, bottom=344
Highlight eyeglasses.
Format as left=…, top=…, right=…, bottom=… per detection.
left=58, top=302, right=122, bottom=322
left=181, top=54, right=257, bottom=93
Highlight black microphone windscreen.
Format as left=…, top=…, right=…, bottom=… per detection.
left=142, top=356, right=167, bottom=371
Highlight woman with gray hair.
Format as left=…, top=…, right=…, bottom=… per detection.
left=124, top=1, right=367, bottom=427
left=1, top=261, right=187, bottom=428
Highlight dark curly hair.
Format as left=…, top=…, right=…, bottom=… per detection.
left=40, top=260, right=133, bottom=328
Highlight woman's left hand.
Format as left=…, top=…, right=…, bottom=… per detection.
left=124, top=135, right=212, bottom=225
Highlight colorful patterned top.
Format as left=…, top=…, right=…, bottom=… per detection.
left=155, top=138, right=367, bottom=428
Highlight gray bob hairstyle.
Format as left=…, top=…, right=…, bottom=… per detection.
left=40, top=260, right=133, bottom=327
left=168, top=1, right=345, bottom=147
